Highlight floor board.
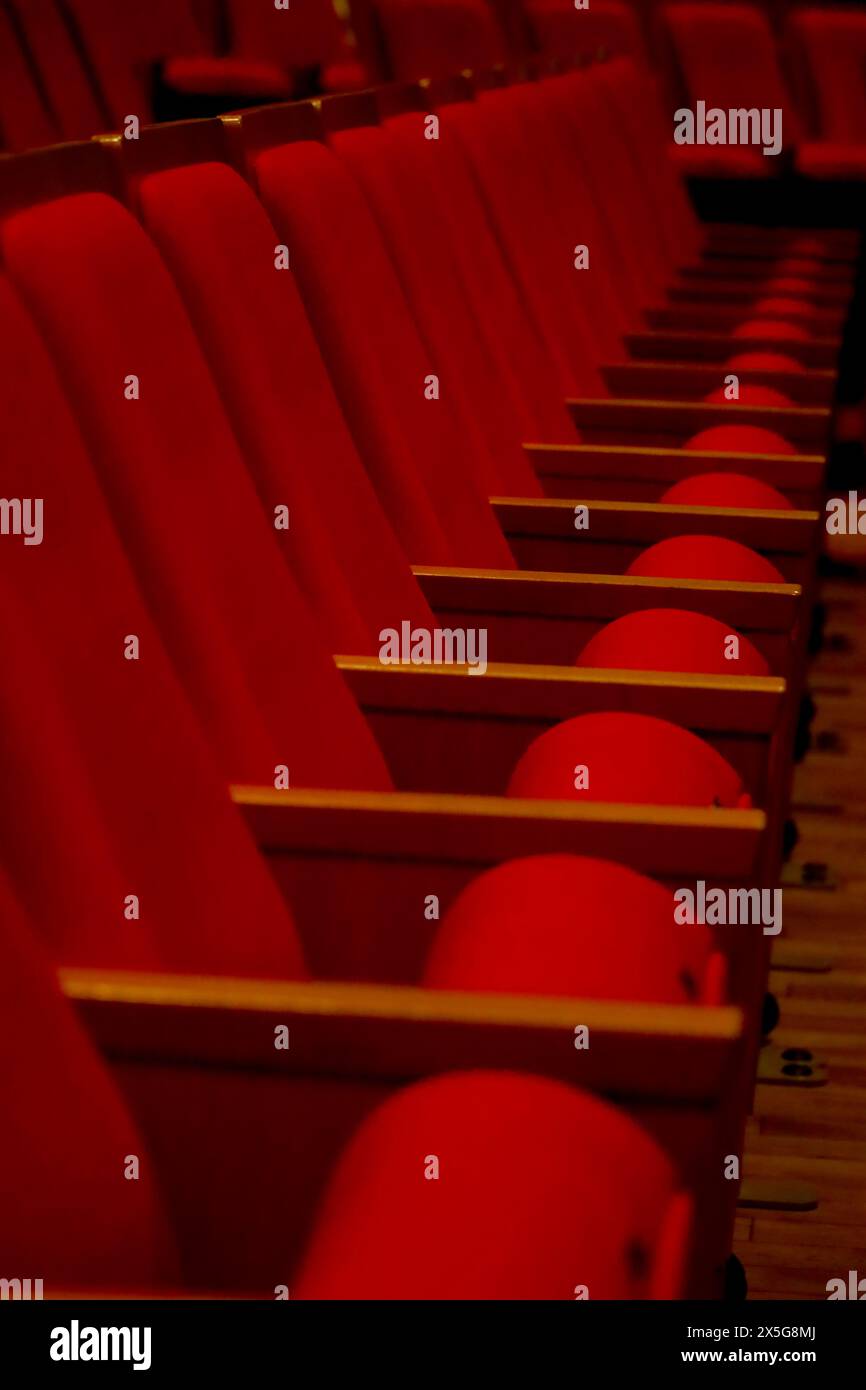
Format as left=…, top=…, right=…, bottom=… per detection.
left=733, top=572, right=866, bottom=1301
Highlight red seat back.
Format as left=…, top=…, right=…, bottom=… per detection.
left=0, top=275, right=309, bottom=977
left=374, top=0, right=507, bottom=79
left=0, top=3, right=56, bottom=151
left=296, top=1070, right=689, bottom=1299
left=0, top=870, right=179, bottom=1288
left=251, top=136, right=514, bottom=566
left=9, top=0, right=107, bottom=139
left=2, top=193, right=392, bottom=793
left=135, top=157, right=434, bottom=655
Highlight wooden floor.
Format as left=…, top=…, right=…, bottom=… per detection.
left=734, top=573, right=866, bottom=1299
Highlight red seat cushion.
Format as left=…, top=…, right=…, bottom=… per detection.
left=295, top=1071, right=687, bottom=1300
left=576, top=609, right=770, bottom=678
left=424, top=854, right=716, bottom=1004
left=725, top=351, right=804, bottom=373
left=703, top=383, right=793, bottom=408
left=732, top=319, right=811, bottom=341
left=0, top=871, right=179, bottom=1288
left=660, top=473, right=793, bottom=510
left=507, top=709, right=751, bottom=806
left=626, top=535, right=785, bottom=584
left=685, top=424, right=798, bottom=455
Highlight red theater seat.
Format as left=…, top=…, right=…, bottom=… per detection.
left=424, top=854, right=720, bottom=1004
left=660, top=3, right=801, bottom=174
left=626, top=535, right=786, bottom=584
left=526, top=0, right=645, bottom=62
left=1, top=195, right=393, bottom=794
left=507, top=710, right=751, bottom=806
left=0, top=869, right=178, bottom=1287
left=251, top=136, right=515, bottom=566
left=329, top=116, right=544, bottom=493
left=0, top=277, right=309, bottom=976
left=295, top=1071, right=691, bottom=1299
left=222, top=0, right=367, bottom=91
left=372, top=0, right=507, bottom=80
left=786, top=7, right=866, bottom=145
left=133, top=157, right=434, bottom=655
left=576, top=610, right=771, bottom=678
left=61, top=0, right=290, bottom=127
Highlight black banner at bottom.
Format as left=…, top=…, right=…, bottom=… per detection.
left=0, top=1297, right=861, bottom=1377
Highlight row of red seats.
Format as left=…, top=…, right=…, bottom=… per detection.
left=5, top=1, right=866, bottom=168
left=0, top=54, right=855, bottom=1297
left=0, top=0, right=366, bottom=152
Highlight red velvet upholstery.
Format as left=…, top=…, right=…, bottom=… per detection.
left=731, top=319, right=811, bottom=341
left=684, top=424, right=798, bottom=456
left=576, top=610, right=771, bottom=678
left=661, top=3, right=801, bottom=148
left=424, top=854, right=716, bottom=1004
left=224, top=0, right=358, bottom=70
left=136, top=159, right=434, bottom=655
left=626, top=535, right=786, bottom=584
left=787, top=7, right=866, bottom=144
left=1, top=196, right=393, bottom=793
left=439, top=89, right=605, bottom=396
left=62, top=0, right=289, bottom=125
left=725, top=351, right=804, bottom=373
left=0, top=3, right=56, bottom=151
left=383, top=109, right=576, bottom=443
left=507, top=709, right=751, bottom=806
left=330, top=121, right=541, bottom=495
left=750, top=297, right=819, bottom=321
left=660, top=473, right=793, bottom=511
left=373, top=0, right=507, bottom=80
left=252, top=138, right=515, bottom=567
left=703, top=383, right=793, bottom=408
left=527, top=0, right=645, bottom=63
left=0, top=275, right=309, bottom=977
left=295, top=1071, right=688, bottom=1299
left=0, top=870, right=179, bottom=1287
left=795, top=142, right=866, bottom=181
left=7, top=0, right=107, bottom=140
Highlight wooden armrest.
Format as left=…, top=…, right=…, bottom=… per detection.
left=602, top=361, right=835, bottom=408
left=525, top=442, right=824, bottom=508
left=63, top=967, right=744, bottom=1104
left=492, top=496, right=820, bottom=582
left=625, top=330, right=839, bottom=369
left=63, top=967, right=746, bottom=1300
left=336, top=655, right=785, bottom=736
left=335, top=657, right=785, bottom=808
left=234, top=785, right=766, bottom=880
left=412, top=565, right=801, bottom=635
left=568, top=397, right=831, bottom=450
